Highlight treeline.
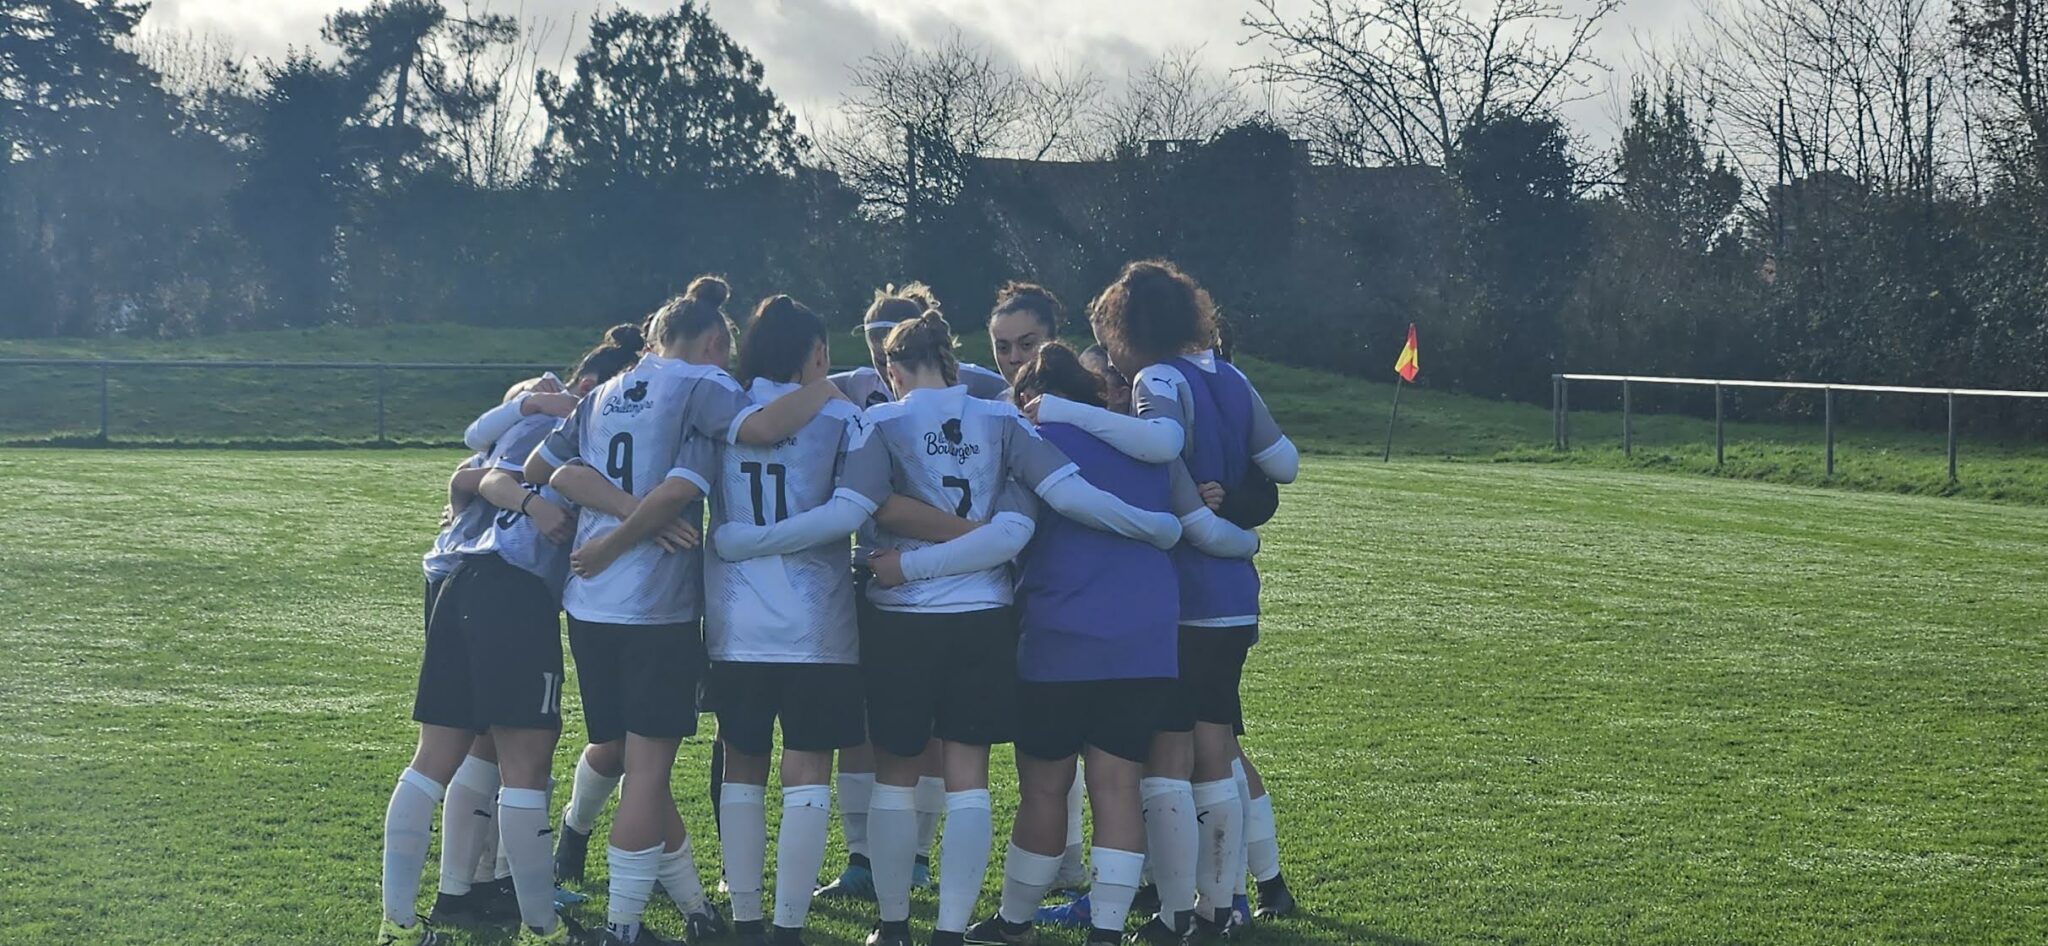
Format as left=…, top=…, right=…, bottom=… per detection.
left=4, top=0, right=2048, bottom=414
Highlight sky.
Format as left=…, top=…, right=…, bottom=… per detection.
left=138, top=0, right=1711, bottom=147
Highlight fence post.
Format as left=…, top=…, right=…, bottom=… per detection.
left=1947, top=393, right=1958, bottom=483
left=1622, top=379, right=1633, bottom=457
left=97, top=362, right=109, bottom=444
left=1560, top=378, right=1570, bottom=451
left=1551, top=375, right=1561, bottom=449
left=1714, top=384, right=1724, bottom=467
left=1824, top=387, right=1835, bottom=478
left=376, top=365, right=388, bottom=445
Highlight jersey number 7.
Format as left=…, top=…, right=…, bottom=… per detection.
left=942, top=475, right=973, bottom=517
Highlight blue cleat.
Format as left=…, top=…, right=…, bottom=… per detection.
left=1231, top=894, right=1252, bottom=928
left=912, top=854, right=933, bottom=890
left=816, top=857, right=877, bottom=901
left=1036, top=893, right=1091, bottom=929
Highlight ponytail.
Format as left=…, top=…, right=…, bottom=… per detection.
left=1012, top=342, right=1105, bottom=410
left=646, top=275, right=736, bottom=351
left=737, top=294, right=827, bottom=385
left=882, top=310, right=960, bottom=386
left=570, top=322, right=645, bottom=386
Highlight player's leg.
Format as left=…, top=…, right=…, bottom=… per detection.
left=428, top=734, right=508, bottom=927
left=861, top=612, right=945, bottom=946
left=1239, top=748, right=1296, bottom=919
left=495, top=726, right=568, bottom=943
left=382, top=563, right=483, bottom=944
left=1052, top=759, right=1088, bottom=892
left=709, top=662, right=774, bottom=942
left=913, top=738, right=946, bottom=890
left=772, top=662, right=863, bottom=946
left=559, top=618, right=625, bottom=885
left=1188, top=627, right=1252, bottom=936
left=929, top=607, right=1016, bottom=946
left=816, top=741, right=877, bottom=900
left=965, top=677, right=1077, bottom=945
left=1079, top=744, right=1148, bottom=945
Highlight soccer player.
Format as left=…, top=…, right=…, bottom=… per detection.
left=963, top=344, right=1259, bottom=946
left=1087, top=260, right=1299, bottom=939
left=376, top=331, right=639, bottom=946
left=525, top=276, right=848, bottom=946
left=835, top=282, right=1011, bottom=405
left=849, top=311, right=1184, bottom=946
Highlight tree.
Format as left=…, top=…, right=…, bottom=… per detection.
left=1955, top=0, right=2048, bottom=185
left=1245, top=0, right=1618, bottom=166
left=1618, top=86, right=1743, bottom=252
left=322, top=0, right=519, bottom=181
left=1096, top=47, right=1254, bottom=157
left=233, top=53, right=374, bottom=325
left=819, top=33, right=1033, bottom=212
left=535, top=3, right=802, bottom=187
left=0, top=0, right=173, bottom=158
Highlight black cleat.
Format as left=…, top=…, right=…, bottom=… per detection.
left=963, top=914, right=1036, bottom=945
left=684, top=901, right=728, bottom=939
left=733, top=919, right=769, bottom=946
left=428, top=887, right=513, bottom=927
left=1125, top=915, right=1190, bottom=946
left=555, top=819, right=593, bottom=884
left=598, top=926, right=684, bottom=946
left=929, top=932, right=965, bottom=946
left=1131, top=885, right=1160, bottom=914
left=1193, top=907, right=1243, bottom=941
left=770, top=925, right=808, bottom=946
left=867, top=920, right=914, bottom=946
left=1252, top=874, right=1296, bottom=920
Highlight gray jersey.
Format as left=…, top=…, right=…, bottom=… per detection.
left=456, top=415, right=575, bottom=597
left=538, top=354, right=747, bottom=625
left=863, top=385, right=1078, bottom=613
left=961, top=362, right=1012, bottom=401
left=831, top=366, right=895, bottom=408
left=705, top=381, right=888, bottom=664
left=424, top=452, right=489, bottom=581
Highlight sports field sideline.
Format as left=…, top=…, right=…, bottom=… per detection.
left=2, top=449, right=2040, bottom=945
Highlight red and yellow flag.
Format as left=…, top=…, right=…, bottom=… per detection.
left=1393, top=323, right=1420, bottom=382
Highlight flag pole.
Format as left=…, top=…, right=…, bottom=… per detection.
left=1383, top=377, right=1405, bottom=462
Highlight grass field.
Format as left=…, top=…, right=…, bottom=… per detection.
left=2, top=449, right=2042, bottom=945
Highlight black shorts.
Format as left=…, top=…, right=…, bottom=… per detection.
left=567, top=616, right=705, bottom=743
left=1016, top=678, right=1176, bottom=764
left=860, top=607, right=1017, bottom=757
left=413, top=554, right=565, bottom=732
left=709, top=661, right=866, bottom=757
left=1159, top=625, right=1255, bottom=733
left=424, top=575, right=446, bottom=634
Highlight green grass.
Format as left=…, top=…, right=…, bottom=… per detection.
left=4, top=324, right=2047, bottom=503
left=2, top=450, right=2042, bottom=945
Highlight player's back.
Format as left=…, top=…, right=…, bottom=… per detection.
left=705, top=381, right=862, bottom=663
left=865, top=385, right=1025, bottom=613
left=458, top=414, right=574, bottom=597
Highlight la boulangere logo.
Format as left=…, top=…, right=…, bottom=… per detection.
left=603, top=379, right=653, bottom=417
left=925, top=417, right=980, bottom=463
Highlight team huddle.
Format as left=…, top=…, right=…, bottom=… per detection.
left=382, top=260, right=1302, bottom=946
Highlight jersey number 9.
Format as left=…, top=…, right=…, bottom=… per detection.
left=607, top=432, right=634, bottom=494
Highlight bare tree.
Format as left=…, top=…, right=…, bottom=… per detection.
left=1955, top=0, right=2048, bottom=184
left=432, top=5, right=565, bottom=188
left=1095, top=46, right=1254, bottom=155
left=817, top=33, right=1034, bottom=210
left=1020, top=59, right=1106, bottom=161
left=1245, top=0, right=1619, bottom=166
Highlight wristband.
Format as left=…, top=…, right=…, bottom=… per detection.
left=520, top=492, right=536, bottom=515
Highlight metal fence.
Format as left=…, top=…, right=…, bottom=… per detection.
left=1551, top=373, right=2048, bottom=481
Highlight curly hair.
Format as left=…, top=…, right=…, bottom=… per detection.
left=865, top=281, right=942, bottom=328
left=1087, top=259, right=1219, bottom=369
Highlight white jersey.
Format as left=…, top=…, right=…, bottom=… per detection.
left=831, top=366, right=895, bottom=408
left=424, top=452, right=489, bottom=581
left=455, top=415, right=574, bottom=597
left=537, top=354, right=750, bottom=625
left=864, top=385, right=1078, bottom=613
left=705, top=381, right=891, bottom=663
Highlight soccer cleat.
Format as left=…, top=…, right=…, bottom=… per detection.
left=963, top=914, right=1037, bottom=945
left=1252, top=874, right=1296, bottom=920
left=769, top=925, right=808, bottom=946
left=375, top=916, right=448, bottom=946
left=599, top=926, right=684, bottom=946
left=1050, top=852, right=1089, bottom=896
left=684, top=901, right=728, bottom=940
left=428, top=888, right=504, bottom=927
left=1035, top=894, right=1091, bottom=928
left=866, top=920, right=914, bottom=946
left=733, top=919, right=769, bottom=946
left=516, top=915, right=586, bottom=945
left=1124, top=915, right=1190, bottom=946
left=1131, top=885, right=1160, bottom=914
left=1193, top=907, right=1243, bottom=941
left=555, top=819, right=593, bottom=884
left=912, top=854, right=934, bottom=890
left=1231, top=894, right=1253, bottom=928
left=816, top=857, right=877, bottom=901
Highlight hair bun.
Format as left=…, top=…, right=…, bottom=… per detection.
left=606, top=323, right=645, bottom=351
left=686, top=275, right=730, bottom=309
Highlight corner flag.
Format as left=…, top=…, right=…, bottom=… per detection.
left=1394, top=323, right=1419, bottom=382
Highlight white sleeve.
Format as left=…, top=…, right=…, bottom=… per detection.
left=1180, top=507, right=1259, bottom=559
left=464, top=394, right=530, bottom=452
left=716, top=494, right=870, bottom=562
left=1036, top=394, right=1185, bottom=463
left=1247, top=384, right=1299, bottom=483
left=1035, top=474, right=1181, bottom=550
left=898, top=511, right=1036, bottom=581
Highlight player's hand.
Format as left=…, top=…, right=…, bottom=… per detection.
left=1020, top=396, right=1042, bottom=425
left=570, top=531, right=620, bottom=579
left=438, top=503, right=455, bottom=528
left=524, top=392, right=579, bottom=418
left=528, top=497, right=575, bottom=546
left=1199, top=481, right=1225, bottom=511
left=869, top=549, right=908, bottom=588
left=654, top=518, right=701, bottom=553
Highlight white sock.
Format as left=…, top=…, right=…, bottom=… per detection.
left=837, top=772, right=874, bottom=859
left=998, top=842, right=1064, bottom=924
left=658, top=835, right=709, bottom=916
left=473, top=810, right=502, bottom=886
left=605, top=843, right=663, bottom=937
left=381, top=768, right=445, bottom=926
left=937, top=789, right=993, bottom=933
left=1192, top=778, right=1243, bottom=915
left=719, top=783, right=768, bottom=921
left=869, top=784, right=918, bottom=922
left=439, top=757, right=499, bottom=896
left=499, top=786, right=558, bottom=933
left=1246, top=790, right=1280, bottom=883
left=775, top=784, right=833, bottom=930
left=565, top=749, right=621, bottom=834
left=914, top=775, right=946, bottom=855
left=1055, top=773, right=1087, bottom=885
left=1231, top=759, right=1253, bottom=897
left=1090, top=847, right=1146, bottom=935
left=1140, top=777, right=1198, bottom=921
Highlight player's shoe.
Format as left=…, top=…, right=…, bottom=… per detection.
left=1231, top=894, right=1253, bottom=928
left=817, top=856, right=876, bottom=901
left=1252, top=875, right=1296, bottom=920
left=555, top=884, right=590, bottom=908
left=599, top=925, right=683, bottom=946
left=1125, top=915, right=1190, bottom=946
left=865, top=920, right=914, bottom=946
left=912, top=854, right=934, bottom=890
left=1035, top=894, right=1090, bottom=928
left=770, top=925, right=808, bottom=946
left=684, top=901, right=728, bottom=940
left=963, top=914, right=1037, bottom=945
left=555, top=820, right=593, bottom=883
left=1193, top=907, right=1243, bottom=941
left=375, top=916, right=448, bottom=946
left=515, top=915, right=586, bottom=945
left=1131, top=885, right=1160, bottom=914
left=732, top=919, right=769, bottom=946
